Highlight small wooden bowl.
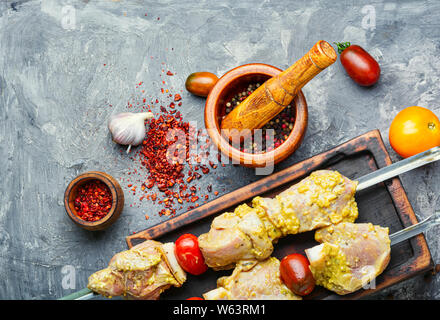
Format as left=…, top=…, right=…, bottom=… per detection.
left=205, top=63, right=308, bottom=168
left=64, top=171, right=124, bottom=231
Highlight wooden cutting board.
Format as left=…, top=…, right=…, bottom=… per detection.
left=126, top=129, right=433, bottom=300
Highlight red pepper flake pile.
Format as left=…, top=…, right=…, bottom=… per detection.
left=74, top=180, right=113, bottom=222
left=120, top=71, right=221, bottom=219
left=140, top=113, right=190, bottom=193
left=137, top=110, right=216, bottom=217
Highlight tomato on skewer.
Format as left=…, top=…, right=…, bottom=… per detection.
left=175, top=234, right=208, bottom=275
left=280, top=253, right=315, bottom=296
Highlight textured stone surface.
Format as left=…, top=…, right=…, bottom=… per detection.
left=0, top=0, right=439, bottom=299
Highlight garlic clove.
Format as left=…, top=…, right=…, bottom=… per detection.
left=108, top=112, right=154, bottom=152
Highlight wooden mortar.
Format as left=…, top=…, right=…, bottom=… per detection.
left=220, top=40, right=336, bottom=141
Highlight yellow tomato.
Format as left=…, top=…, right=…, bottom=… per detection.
left=389, top=106, right=440, bottom=158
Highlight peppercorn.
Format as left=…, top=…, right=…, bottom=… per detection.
left=223, top=82, right=296, bottom=154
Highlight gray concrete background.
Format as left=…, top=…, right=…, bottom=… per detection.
left=0, top=0, right=440, bottom=299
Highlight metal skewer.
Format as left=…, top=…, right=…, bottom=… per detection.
left=357, top=146, right=440, bottom=191
left=58, top=146, right=440, bottom=300
left=390, top=210, right=440, bottom=246
left=58, top=287, right=95, bottom=300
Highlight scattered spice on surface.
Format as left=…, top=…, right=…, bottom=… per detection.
left=119, top=79, right=220, bottom=219
left=74, top=180, right=113, bottom=222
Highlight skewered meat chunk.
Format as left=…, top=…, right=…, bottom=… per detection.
left=305, top=222, right=390, bottom=295
left=253, top=170, right=358, bottom=236
left=203, top=258, right=301, bottom=300
left=199, top=170, right=358, bottom=269
left=87, top=240, right=186, bottom=299
left=198, top=204, right=274, bottom=269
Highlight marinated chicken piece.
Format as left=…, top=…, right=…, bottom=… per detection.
left=198, top=204, right=274, bottom=269
left=203, top=258, right=301, bottom=300
left=253, top=170, right=358, bottom=236
left=305, top=222, right=390, bottom=295
left=87, top=240, right=186, bottom=299
left=199, top=170, right=358, bottom=269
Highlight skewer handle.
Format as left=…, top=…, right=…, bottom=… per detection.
left=390, top=211, right=440, bottom=246
left=356, top=146, right=440, bottom=191
left=58, top=287, right=96, bottom=300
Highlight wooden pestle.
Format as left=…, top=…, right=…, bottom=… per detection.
left=221, top=40, right=337, bottom=141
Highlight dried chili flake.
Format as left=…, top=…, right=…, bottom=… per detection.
left=174, top=94, right=182, bottom=101
left=166, top=71, right=174, bottom=76
left=200, top=165, right=210, bottom=174
left=74, top=180, right=112, bottom=222
left=194, top=172, right=202, bottom=179
left=146, top=180, right=154, bottom=189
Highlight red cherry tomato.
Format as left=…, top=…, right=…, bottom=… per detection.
left=185, top=72, right=218, bottom=97
left=336, top=42, right=380, bottom=86
left=175, top=234, right=208, bottom=275
left=280, top=253, right=315, bottom=296
left=186, top=297, right=204, bottom=300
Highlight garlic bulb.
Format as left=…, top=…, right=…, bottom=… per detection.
left=108, top=112, right=154, bottom=153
